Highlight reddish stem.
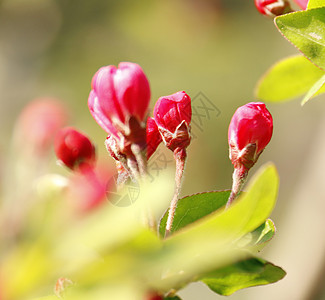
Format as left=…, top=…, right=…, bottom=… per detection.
left=165, top=148, right=186, bottom=238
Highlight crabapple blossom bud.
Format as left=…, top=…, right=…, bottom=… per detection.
left=255, top=0, right=291, bottom=17
left=89, top=62, right=150, bottom=131
left=226, top=102, right=273, bottom=208
left=54, top=127, right=96, bottom=170
left=146, top=117, right=162, bottom=159
left=15, top=98, right=68, bottom=156
left=153, top=91, right=191, bottom=158
left=228, top=102, right=273, bottom=172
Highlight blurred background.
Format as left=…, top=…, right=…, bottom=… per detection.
left=1, top=0, right=325, bottom=299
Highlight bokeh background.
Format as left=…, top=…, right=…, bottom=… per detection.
left=1, top=0, right=325, bottom=299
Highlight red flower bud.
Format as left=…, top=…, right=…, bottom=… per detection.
left=228, top=102, right=273, bottom=171
left=153, top=91, right=191, bottom=155
left=54, top=127, right=96, bottom=170
left=146, top=117, right=162, bottom=159
left=255, top=0, right=291, bottom=17
left=89, top=62, right=150, bottom=128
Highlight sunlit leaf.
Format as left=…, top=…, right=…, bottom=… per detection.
left=275, top=8, right=325, bottom=70
left=200, top=257, right=286, bottom=296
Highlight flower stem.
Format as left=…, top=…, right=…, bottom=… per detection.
left=226, top=166, right=248, bottom=209
left=165, top=149, right=186, bottom=238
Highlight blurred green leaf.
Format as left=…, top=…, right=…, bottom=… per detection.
left=275, top=8, right=325, bottom=70
left=255, top=55, right=325, bottom=102
left=159, top=191, right=230, bottom=237
left=165, top=296, right=182, bottom=300
left=200, top=257, right=286, bottom=296
left=307, top=0, right=325, bottom=9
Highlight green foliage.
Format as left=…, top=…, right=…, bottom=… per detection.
left=165, top=296, right=182, bottom=300
left=255, top=55, right=325, bottom=103
left=257, top=5, right=325, bottom=104
left=200, top=257, right=286, bottom=296
left=275, top=8, right=325, bottom=70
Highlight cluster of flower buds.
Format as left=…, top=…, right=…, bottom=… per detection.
left=88, top=62, right=192, bottom=183
left=226, top=102, right=273, bottom=207
left=255, top=0, right=292, bottom=17
left=88, top=61, right=192, bottom=234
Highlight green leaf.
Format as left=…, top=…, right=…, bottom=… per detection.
left=236, top=219, right=276, bottom=252
left=159, top=164, right=279, bottom=290
left=275, top=8, right=325, bottom=70
left=164, top=296, right=182, bottom=300
left=301, top=73, right=325, bottom=104
left=159, top=190, right=230, bottom=237
left=307, top=0, right=325, bottom=9
left=256, top=55, right=325, bottom=102
left=200, top=257, right=286, bottom=296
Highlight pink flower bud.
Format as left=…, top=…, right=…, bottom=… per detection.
left=89, top=62, right=150, bottom=128
left=293, top=0, right=307, bottom=9
left=54, top=127, right=96, bottom=170
left=153, top=91, right=191, bottom=155
left=146, top=117, right=162, bottom=159
left=228, top=102, right=273, bottom=171
left=88, top=90, right=119, bottom=138
left=255, top=0, right=291, bottom=17
left=15, top=98, right=68, bottom=156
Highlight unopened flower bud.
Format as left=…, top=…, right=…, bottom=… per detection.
left=89, top=62, right=151, bottom=178
left=89, top=62, right=150, bottom=134
left=226, top=102, right=273, bottom=208
left=146, top=117, right=162, bottom=159
left=54, top=127, right=96, bottom=170
left=255, top=0, right=291, bottom=17
left=228, top=102, right=273, bottom=172
left=153, top=91, right=191, bottom=158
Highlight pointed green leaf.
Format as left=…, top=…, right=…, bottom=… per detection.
left=200, top=257, right=286, bottom=296
left=255, top=55, right=325, bottom=102
left=275, top=8, right=325, bottom=70
left=236, top=219, right=276, bottom=252
left=307, top=0, right=325, bottom=9
left=301, top=73, right=325, bottom=104
left=159, top=190, right=230, bottom=237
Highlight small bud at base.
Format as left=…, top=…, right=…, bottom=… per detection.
left=54, top=127, right=96, bottom=170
